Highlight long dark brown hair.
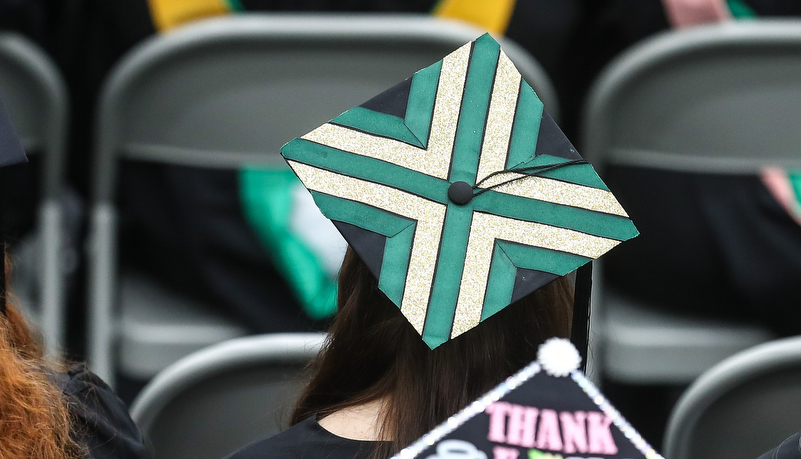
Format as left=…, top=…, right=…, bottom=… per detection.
left=292, top=248, right=574, bottom=457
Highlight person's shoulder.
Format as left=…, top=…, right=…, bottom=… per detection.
left=227, top=417, right=374, bottom=459
left=57, top=363, right=152, bottom=459
left=756, top=432, right=801, bottom=459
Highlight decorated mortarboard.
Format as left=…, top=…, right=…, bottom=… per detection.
left=281, top=34, right=638, bottom=350
left=0, top=97, right=28, bottom=314
left=393, top=338, right=664, bottom=459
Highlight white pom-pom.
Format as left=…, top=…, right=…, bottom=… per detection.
left=537, top=338, right=581, bottom=377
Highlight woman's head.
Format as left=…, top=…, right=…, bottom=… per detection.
left=294, top=247, right=574, bottom=456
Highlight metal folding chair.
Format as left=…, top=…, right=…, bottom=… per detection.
left=0, top=32, right=69, bottom=358
left=582, top=21, right=801, bottom=384
left=663, top=336, right=801, bottom=459
left=130, top=333, right=325, bottom=459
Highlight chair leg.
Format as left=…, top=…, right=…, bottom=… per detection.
left=87, top=204, right=118, bottom=387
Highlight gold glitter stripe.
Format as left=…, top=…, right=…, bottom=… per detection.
left=300, top=43, right=471, bottom=180
left=480, top=172, right=629, bottom=217
left=450, top=212, right=620, bottom=338
left=426, top=42, right=471, bottom=178
left=287, top=161, right=447, bottom=335
left=301, top=123, right=430, bottom=172
left=476, top=51, right=521, bottom=184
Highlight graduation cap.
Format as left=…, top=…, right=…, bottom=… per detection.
left=392, top=338, right=664, bottom=459
left=281, top=34, right=638, bottom=353
left=0, top=97, right=28, bottom=314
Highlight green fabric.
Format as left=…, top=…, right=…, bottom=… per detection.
left=499, top=241, right=591, bottom=275
left=478, top=242, right=591, bottom=323
left=406, top=61, right=442, bottom=146
left=506, top=80, right=544, bottom=168
left=379, top=224, right=416, bottom=304
left=450, top=34, right=500, bottom=184
left=727, top=0, right=756, bottom=18
left=225, top=0, right=245, bottom=11
left=282, top=140, right=450, bottom=204
left=328, top=63, right=441, bottom=148
left=422, top=35, right=503, bottom=346
left=473, top=192, right=638, bottom=240
left=239, top=167, right=338, bottom=320
left=332, top=107, right=426, bottom=148
left=479, top=245, right=518, bottom=321
left=311, top=192, right=416, bottom=304
left=311, top=192, right=413, bottom=238
left=423, top=204, right=475, bottom=347
left=514, top=155, right=610, bottom=190
left=790, top=170, right=801, bottom=206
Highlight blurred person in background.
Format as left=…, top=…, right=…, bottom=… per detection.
left=0, top=99, right=150, bottom=458
left=578, top=0, right=801, bottom=337
left=757, top=432, right=801, bottom=459
left=1, top=263, right=151, bottom=459
left=0, top=299, right=84, bottom=458
left=571, top=0, right=801, bottom=447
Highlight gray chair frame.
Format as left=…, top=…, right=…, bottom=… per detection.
left=663, top=336, right=801, bottom=459
left=584, top=20, right=801, bottom=174
left=88, top=14, right=558, bottom=385
left=0, top=33, right=69, bottom=358
left=130, top=333, right=325, bottom=459
left=581, top=20, right=801, bottom=384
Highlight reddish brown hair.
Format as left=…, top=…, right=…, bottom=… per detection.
left=0, top=254, right=84, bottom=459
left=293, top=248, right=573, bottom=457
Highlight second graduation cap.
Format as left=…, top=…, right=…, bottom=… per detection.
left=393, top=339, right=664, bottom=459
left=281, top=34, right=638, bottom=349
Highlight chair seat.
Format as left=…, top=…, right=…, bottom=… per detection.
left=602, top=290, right=774, bottom=384
left=119, top=271, right=248, bottom=379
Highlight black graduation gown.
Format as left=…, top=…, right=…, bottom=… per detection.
left=56, top=363, right=152, bottom=459
left=226, top=417, right=377, bottom=459
left=756, top=432, right=801, bottom=459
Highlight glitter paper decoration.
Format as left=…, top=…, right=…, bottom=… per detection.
left=393, top=340, right=664, bottom=459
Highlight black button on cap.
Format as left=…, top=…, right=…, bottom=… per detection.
left=448, top=181, right=474, bottom=205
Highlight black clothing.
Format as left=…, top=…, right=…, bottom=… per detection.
left=604, top=169, right=801, bottom=336
left=56, top=363, right=151, bottom=459
left=227, top=417, right=377, bottom=459
left=757, top=432, right=801, bottom=459
left=0, top=0, right=47, bottom=44
left=120, top=163, right=319, bottom=333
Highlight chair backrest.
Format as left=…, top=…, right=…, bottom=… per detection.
left=0, top=33, right=69, bottom=357
left=130, top=333, right=325, bottom=459
left=663, top=336, right=801, bottom=459
left=0, top=33, right=67, bottom=198
left=583, top=20, right=801, bottom=173
left=92, top=13, right=558, bottom=204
